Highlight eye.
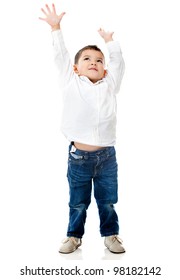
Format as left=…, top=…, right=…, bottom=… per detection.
left=97, top=59, right=103, bottom=63
left=84, top=57, right=90, bottom=61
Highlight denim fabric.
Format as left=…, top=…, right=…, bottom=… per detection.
left=66, top=143, right=119, bottom=238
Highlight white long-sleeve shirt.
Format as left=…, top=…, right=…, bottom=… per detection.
left=52, top=30, right=125, bottom=146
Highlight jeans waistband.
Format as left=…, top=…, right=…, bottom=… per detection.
left=69, top=142, right=115, bottom=157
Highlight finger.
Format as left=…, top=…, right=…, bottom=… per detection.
left=52, top=3, right=56, bottom=14
left=39, top=17, right=46, bottom=21
left=58, top=12, right=66, bottom=20
left=41, top=8, right=48, bottom=16
left=98, top=28, right=105, bottom=35
left=45, top=4, right=51, bottom=13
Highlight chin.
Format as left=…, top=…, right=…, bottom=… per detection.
left=88, top=75, right=102, bottom=83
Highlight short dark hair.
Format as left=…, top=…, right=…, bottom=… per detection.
left=74, top=45, right=104, bottom=64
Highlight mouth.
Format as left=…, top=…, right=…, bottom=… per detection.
left=89, top=68, right=98, bottom=71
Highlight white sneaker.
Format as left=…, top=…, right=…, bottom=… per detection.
left=59, top=237, right=82, bottom=254
left=105, top=235, right=125, bottom=253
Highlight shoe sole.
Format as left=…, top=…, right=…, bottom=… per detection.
left=108, top=248, right=126, bottom=254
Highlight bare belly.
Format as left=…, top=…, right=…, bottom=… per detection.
left=74, top=142, right=106, bottom=152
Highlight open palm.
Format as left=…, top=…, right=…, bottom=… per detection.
left=39, top=4, right=65, bottom=27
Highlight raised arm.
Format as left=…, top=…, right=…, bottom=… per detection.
left=39, top=4, right=73, bottom=87
left=98, top=28, right=125, bottom=94
left=39, top=3, right=65, bottom=31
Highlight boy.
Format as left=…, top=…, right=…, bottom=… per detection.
left=39, top=3, right=125, bottom=254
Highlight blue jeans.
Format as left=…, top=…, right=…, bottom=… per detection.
left=66, top=143, right=119, bottom=238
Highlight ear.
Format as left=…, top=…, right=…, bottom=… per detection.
left=104, top=69, right=107, bottom=77
left=73, top=64, right=79, bottom=74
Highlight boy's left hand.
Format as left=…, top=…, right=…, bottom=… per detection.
left=98, top=28, right=114, bottom=43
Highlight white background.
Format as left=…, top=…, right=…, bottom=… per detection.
left=0, top=0, right=180, bottom=279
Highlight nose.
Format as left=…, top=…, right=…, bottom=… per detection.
left=91, top=61, right=96, bottom=65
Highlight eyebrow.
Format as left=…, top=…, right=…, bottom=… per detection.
left=82, top=55, right=104, bottom=60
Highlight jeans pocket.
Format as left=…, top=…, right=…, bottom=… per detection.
left=70, top=152, right=83, bottom=160
left=68, top=152, right=85, bottom=166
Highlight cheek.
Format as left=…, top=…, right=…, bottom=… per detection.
left=100, top=67, right=105, bottom=76
left=78, top=64, right=85, bottom=72
left=78, top=68, right=85, bottom=75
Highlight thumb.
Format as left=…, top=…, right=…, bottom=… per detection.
left=58, top=12, right=66, bottom=21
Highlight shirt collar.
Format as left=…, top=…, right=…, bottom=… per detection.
left=79, top=75, right=103, bottom=85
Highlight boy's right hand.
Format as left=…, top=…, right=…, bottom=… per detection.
left=39, top=3, right=65, bottom=31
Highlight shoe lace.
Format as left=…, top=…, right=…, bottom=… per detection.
left=112, top=235, right=123, bottom=244
left=62, top=237, right=80, bottom=246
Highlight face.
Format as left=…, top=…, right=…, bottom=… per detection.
left=73, top=49, right=106, bottom=83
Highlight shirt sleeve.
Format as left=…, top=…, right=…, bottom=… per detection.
left=52, top=30, right=74, bottom=88
left=105, top=41, right=125, bottom=94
